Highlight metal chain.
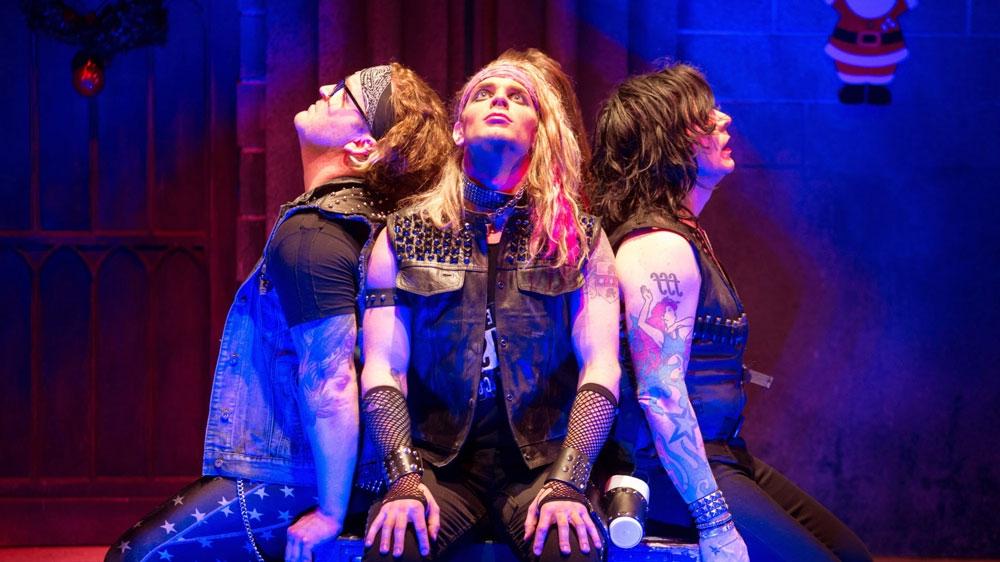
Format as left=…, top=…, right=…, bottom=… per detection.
left=463, top=175, right=526, bottom=225
left=237, top=479, right=267, bottom=562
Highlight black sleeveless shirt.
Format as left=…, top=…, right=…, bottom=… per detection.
left=608, top=211, right=750, bottom=471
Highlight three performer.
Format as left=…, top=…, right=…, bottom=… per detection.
left=107, top=52, right=869, bottom=562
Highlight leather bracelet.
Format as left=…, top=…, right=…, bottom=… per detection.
left=699, top=519, right=736, bottom=540
left=548, top=446, right=591, bottom=492
left=384, top=445, right=423, bottom=485
left=605, top=486, right=649, bottom=518
left=364, top=288, right=403, bottom=309
left=696, top=513, right=734, bottom=531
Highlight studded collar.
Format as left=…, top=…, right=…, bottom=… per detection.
left=280, top=178, right=392, bottom=221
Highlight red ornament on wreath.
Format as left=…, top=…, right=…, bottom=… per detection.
left=22, top=0, right=167, bottom=97
left=72, top=52, right=105, bottom=96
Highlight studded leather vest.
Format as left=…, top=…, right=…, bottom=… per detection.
left=607, top=212, right=749, bottom=471
left=389, top=208, right=601, bottom=470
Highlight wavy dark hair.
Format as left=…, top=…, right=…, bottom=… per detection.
left=589, top=62, right=717, bottom=226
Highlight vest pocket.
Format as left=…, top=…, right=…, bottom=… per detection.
left=515, top=266, right=583, bottom=296
left=396, top=265, right=465, bottom=296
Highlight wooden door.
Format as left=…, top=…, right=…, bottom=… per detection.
left=0, top=0, right=237, bottom=545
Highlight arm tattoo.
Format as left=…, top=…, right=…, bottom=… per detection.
left=709, top=536, right=743, bottom=555
left=583, top=236, right=619, bottom=305
left=650, top=272, right=684, bottom=296
left=290, top=314, right=357, bottom=420
left=628, top=276, right=713, bottom=500
left=390, top=367, right=408, bottom=396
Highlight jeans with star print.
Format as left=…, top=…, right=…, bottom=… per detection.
left=105, top=476, right=320, bottom=562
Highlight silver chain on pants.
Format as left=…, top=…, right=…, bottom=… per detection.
left=237, top=479, right=266, bottom=562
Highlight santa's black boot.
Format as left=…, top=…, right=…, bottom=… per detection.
left=867, top=85, right=892, bottom=104
left=838, top=84, right=865, bottom=104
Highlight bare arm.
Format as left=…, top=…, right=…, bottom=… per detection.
left=617, top=231, right=748, bottom=561
left=361, top=230, right=410, bottom=395
left=525, top=230, right=622, bottom=556
left=284, top=313, right=357, bottom=561
left=291, top=313, right=359, bottom=513
left=360, top=229, right=439, bottom=557
left=617, top=230, right=714, bottom=500
left=569, top=230, right=622, bottom=395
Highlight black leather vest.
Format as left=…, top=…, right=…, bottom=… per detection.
left=607, top=212, right=749, bottom=470
left=390, top=208, right=601, bottom=470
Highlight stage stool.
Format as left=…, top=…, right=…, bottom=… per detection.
left=319, top=535, right=699, bottom=561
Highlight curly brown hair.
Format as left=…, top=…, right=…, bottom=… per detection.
left=589, top=62, right=717, bottom=227
left=366, top=62, right=451, bottom=207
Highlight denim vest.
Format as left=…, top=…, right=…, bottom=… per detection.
left=607, top=212, right=750, bottom=473
left=388, top=209, right=601, bottom=470
left=201, top=179, right=389, bottom=485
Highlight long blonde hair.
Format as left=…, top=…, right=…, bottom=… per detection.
left=404, top=59, right=587, bottom=267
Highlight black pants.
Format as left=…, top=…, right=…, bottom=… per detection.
left=646, top=454, right=873, bottom=562
left=363, top=445, right=604, bottom=562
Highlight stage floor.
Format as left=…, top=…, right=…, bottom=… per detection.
left=0, top=548, right=996, bottom=562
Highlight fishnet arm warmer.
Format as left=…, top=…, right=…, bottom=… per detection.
left=543, top=383, right=618, bottom=503
left=362, top=386, right=425, bottom=506
left=564, top=383, right=618, bottom=462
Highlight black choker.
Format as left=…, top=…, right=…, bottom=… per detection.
left=465, top=176, right=522, bottom=210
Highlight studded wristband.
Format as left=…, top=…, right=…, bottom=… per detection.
left=547, top=446, right=592, bottom=492
left=688, top=489, right=730, bottom=525
left=384, top=445, right=423, bottom=485
left=363, top=288, right=404, bottom=309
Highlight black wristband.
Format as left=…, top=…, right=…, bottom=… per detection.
left=363, top=288, right=404, bottom=308
left=548, top=446, right=591, bottom=492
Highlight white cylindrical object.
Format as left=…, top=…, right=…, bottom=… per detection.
left=608, top=515, right=644, bottom=548
left=605, top=475, right=649, bottom=500
left=604, top=475, right=650, bottom=549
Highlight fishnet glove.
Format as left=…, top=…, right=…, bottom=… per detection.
left=547, top=383, right=618, bottom=492
left=363, top=386, right=413, bottom=456
left=563, top=383, right=618, bottom=462
left=362, top=386, right=423, bottom=502
left=381, top=472, right=426, bottom=507
left=538, top=480, right=588, bottom=507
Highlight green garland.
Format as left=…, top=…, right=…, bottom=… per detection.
left=22, top=0, right=168, bottom=61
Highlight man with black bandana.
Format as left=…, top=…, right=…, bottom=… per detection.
left=105, top=64, right=451, bottom=562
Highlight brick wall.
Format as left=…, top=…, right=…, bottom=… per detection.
left=675, top=1, right=1000, bottom=555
